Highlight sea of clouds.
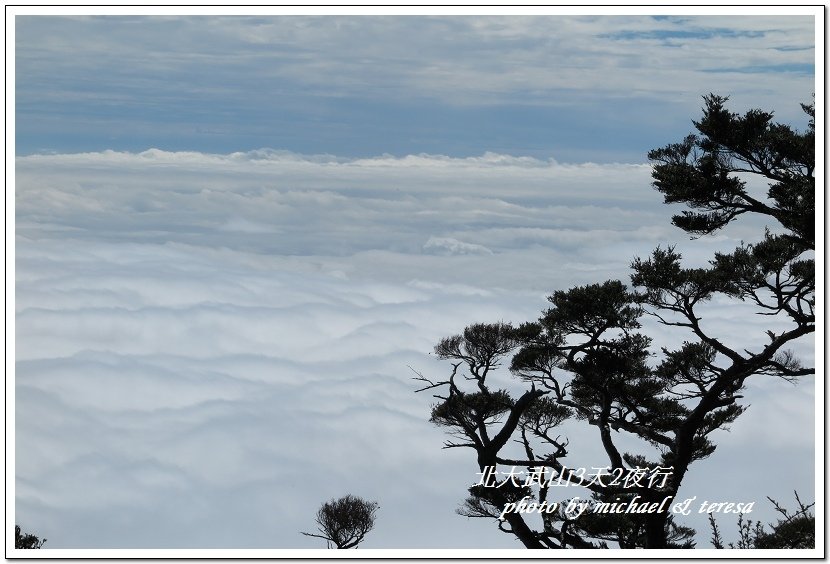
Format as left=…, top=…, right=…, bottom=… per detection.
left=14, top=149, right=815, bottom=549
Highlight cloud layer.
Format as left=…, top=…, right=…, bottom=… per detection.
left=14, top=149, right=815, bottom=549
left=15, top=14, right=815, bottom=160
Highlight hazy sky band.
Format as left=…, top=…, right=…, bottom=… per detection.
left=15, top=14, right=815, bottom=161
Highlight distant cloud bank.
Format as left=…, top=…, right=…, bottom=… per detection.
left=14, top=148, right=814, bottom=548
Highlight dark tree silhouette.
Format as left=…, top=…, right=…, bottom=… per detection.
left=15, top=525, right=46, bottom=549
left=709, top=492, right=815, bottom=549
left=301, top=495, right=379, bottom=549
left=417, top=95, right=814, bottom=549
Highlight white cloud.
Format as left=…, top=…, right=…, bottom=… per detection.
left=14, top=149, right=815, bottom=549
left=423, top=236, right=493, bottom=256
left=15, top=15, right=814, bottom=115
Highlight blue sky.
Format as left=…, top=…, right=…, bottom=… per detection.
left=15, top=14, right=815, bottom=161
left=12, top=9, right=819, bottom=554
